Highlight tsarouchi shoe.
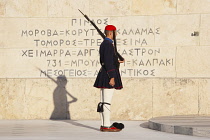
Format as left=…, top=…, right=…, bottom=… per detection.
left=100, top=125, right=121, bottom=132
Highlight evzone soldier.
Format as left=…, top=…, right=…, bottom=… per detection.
left=94, top=25, right=125, bottom=132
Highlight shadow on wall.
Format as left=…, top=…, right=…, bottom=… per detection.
left=39, top=69, right=77, bottom=120
left=49, top=75, right=77, bottom=120
left=37, top=68, right=98, bottom=131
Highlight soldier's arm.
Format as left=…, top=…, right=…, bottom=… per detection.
left=103, top=42, right=116, bottom=79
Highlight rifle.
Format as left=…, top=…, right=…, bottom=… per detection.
left=78, top=9, right=124, bottom=61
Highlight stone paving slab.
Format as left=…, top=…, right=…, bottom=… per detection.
left=0, top=120, right=209, bottom=140
left=149, top=115, right=210, bottom=138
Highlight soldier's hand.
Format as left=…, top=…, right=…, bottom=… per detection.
left=118, top=59, right=125, bottom=63
left=109, top=78, right=115, bottom=87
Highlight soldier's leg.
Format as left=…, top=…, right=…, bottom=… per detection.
left=99, top=88, right=114, bottom=127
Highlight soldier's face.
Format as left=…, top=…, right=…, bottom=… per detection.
left=107, top=30, right=117, bottom=39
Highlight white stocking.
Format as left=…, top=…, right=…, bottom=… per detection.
left=100, top=88, right=114, bottom=127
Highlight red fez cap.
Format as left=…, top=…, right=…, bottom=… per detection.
left=105, top=25, right=116, bottom=31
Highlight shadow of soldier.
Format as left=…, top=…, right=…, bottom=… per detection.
left=62, top=120, right=100, bottom=131
left=48, top=75, right=77, bottom=120
left=37, top=68, right=98, bottom=130
left=49, top=75, right=99, bottom=131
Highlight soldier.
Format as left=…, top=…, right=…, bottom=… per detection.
left=94, top=25, right=125, bottom=132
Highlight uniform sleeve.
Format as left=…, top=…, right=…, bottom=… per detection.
left=103, top=43, right=116, bottom=79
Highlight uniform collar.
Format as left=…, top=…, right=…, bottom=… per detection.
left=104, top=37, right=113, bottom=43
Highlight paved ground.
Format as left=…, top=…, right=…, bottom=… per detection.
left=0, top=120, right=209, bottom=140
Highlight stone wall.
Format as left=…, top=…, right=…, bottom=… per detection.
left=0, top=0, right=210, bottom=120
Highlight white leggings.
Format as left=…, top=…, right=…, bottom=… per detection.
left=100, top=88, right=115, bottom=127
